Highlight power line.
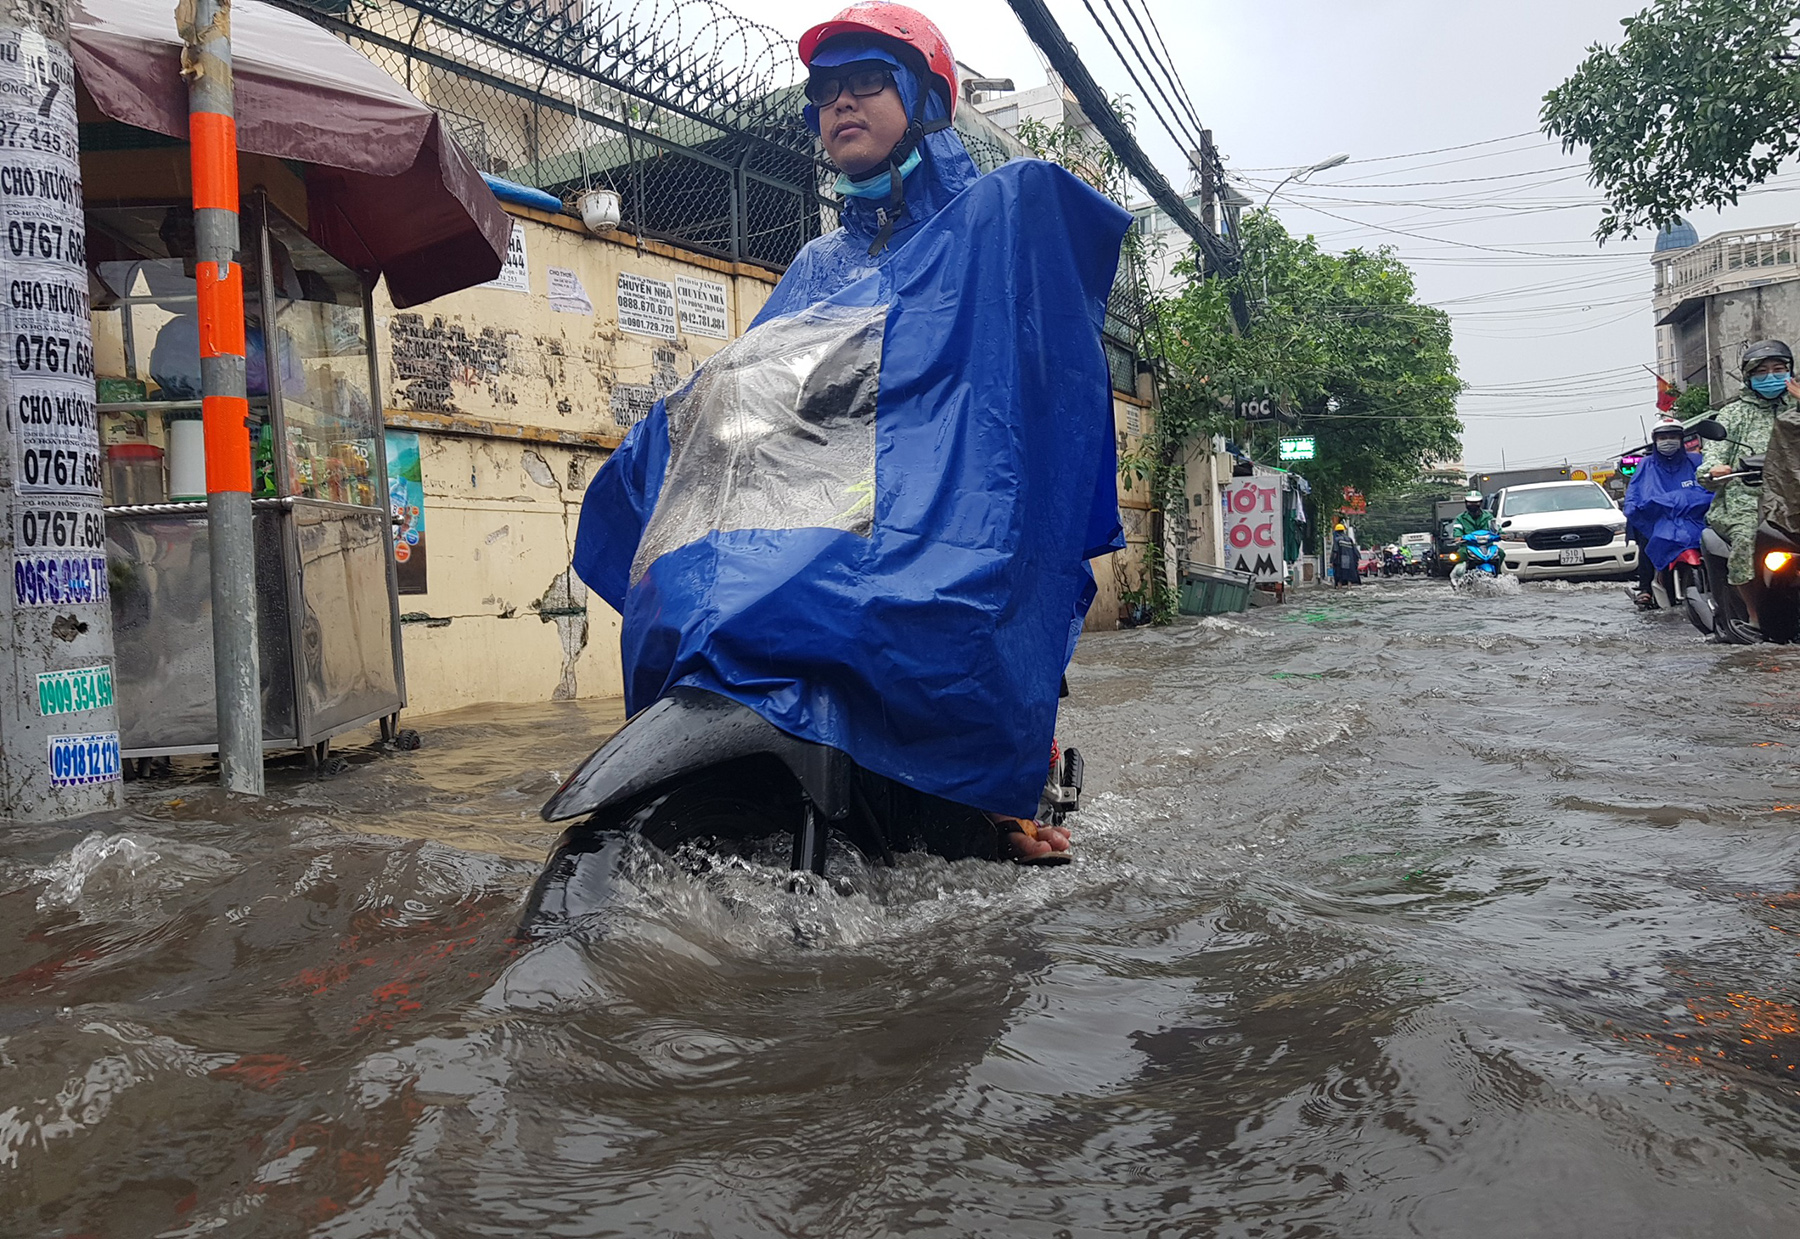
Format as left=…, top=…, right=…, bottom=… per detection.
left=1272, top=195, right=1648, bottom=258
left=1004, top=0, right=1240, bottom=283
left=1227, top=131, right=1542, bottom=173
left=1132, top=0, right=1209, bottom=152
left=1078, top=0, right=1207, bottom=171
left=1106, top=0, right=1209, bottom=158
left=1236, top=165, right=1588, bottom=191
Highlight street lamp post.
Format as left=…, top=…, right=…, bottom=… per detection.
left=1261, top=152, right=1350, bottom=210
left=1259, top=152, right=1350, bottom=302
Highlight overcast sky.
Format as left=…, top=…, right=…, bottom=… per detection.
left=732, top=0, right=1800, bottom=471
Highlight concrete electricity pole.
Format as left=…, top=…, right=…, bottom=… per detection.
left=180, top=0, right=263, bottom=795
left=0, top=0, right=124, bottom=819
left=1199, top=130, right=1217, bottom=236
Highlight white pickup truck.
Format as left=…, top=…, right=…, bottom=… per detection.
left=1491, top=481, right=1638, bottom=580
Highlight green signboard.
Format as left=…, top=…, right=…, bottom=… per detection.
left=36, top=664, right=114, bottom=718
left=1278, top=436, right=1316, bottom=461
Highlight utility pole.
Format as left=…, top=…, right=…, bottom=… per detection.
left=1198, top=129, right=1217, bottom=241
left=1005, top=0, right=1237, bottom=280
left=0, top=0, right=123, bottom=819
left=180, top=0, right=263, bottom=795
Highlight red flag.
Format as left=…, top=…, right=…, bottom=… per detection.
left=1656, top=375, right=1677, bottom=412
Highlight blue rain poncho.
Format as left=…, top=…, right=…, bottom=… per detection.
left=573, top=52, right=1131, bottom=816
left=1622, top=449, right=1711, bottom=572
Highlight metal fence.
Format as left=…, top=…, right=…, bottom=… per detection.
left=278, top=0, right=1141, bottom=381
left=281, top=0, right=1020, bottom=270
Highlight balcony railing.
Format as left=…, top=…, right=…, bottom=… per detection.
left=1654, top=225, right=1800, bottom=306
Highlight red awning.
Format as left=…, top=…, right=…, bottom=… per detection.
left=72, top=0, right=511, bottom=307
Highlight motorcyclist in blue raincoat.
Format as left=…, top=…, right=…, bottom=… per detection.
left=1623, top=416, right=1711, bottom=608
left=573, top=3, right=1133, bottom=862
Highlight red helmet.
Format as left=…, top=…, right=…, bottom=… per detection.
left=799, top=3, right=959, bottom=119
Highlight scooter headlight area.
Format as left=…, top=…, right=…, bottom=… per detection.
left=1752, top=522, right=1800, bottom=643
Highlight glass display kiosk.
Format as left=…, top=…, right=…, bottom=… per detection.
left=91, top=195, right=407, bottom=764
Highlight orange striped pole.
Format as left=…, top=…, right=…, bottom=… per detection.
left=180, top=0, right=263, bottom=794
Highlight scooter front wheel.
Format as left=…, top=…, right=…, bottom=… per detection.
left=519, top=777, right=798, bottom=939
left=1761, top=586, right=1800, bottom=644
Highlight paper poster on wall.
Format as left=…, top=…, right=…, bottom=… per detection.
left=480, top=222, right=530, bottom=292
left=617, top=272, right=677, bottom=339
left=1224, top=477, right=1283, bottom=582
left=385, top=431, right=428, bottom=594
left=676, top=275, right=729, bottom=338
left=548, top=266, right=593, bottom=315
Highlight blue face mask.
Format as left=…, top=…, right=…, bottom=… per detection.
left=1750, top=371, right=1790, bottom=397
left=833, top=147, right=922, bottom=199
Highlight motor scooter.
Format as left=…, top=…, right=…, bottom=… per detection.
left=1683, top=419, right=1766, bottom=643
left=518, top=688, right=1085, bottom=937
left=1753, top=521, right=1800, bottom=642
left=1449, top=529, right=1504, bottom=587
left=1648, top=547, right=1706, bottom=612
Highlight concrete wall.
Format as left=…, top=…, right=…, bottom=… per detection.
left=1086, top=394, right=1155, bottom=630
left=1700, top=280, right=1800, bottom=401
left=373, top=208, right=779, bottom=714
left=1181, top=436, right=1232, bottom=570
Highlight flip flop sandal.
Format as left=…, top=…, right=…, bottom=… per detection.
left=994, top=815, right=1074, bottom=866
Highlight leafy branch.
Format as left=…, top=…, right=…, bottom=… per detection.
left=1542, top=0, right=1800, bottom=239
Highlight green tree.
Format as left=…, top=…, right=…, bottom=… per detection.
left=1674, top=383, right=1713, bottom=417
left=1542, top=0, right=1800, bottom=240
left=1356, top=477, right=1467, bottom=547
left=1152, top=211, right=1463, bottom=574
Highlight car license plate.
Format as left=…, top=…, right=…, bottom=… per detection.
left=1559, top=548, right=1586, bottom=565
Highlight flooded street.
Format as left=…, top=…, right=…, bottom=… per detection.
left=6, top=578, right=1800, bottom=1237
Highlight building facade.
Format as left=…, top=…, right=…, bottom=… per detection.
left=1654, top=220, right=1800, bottom=401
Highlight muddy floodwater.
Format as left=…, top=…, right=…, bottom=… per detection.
left=6, top=579, right=1800, bottom=1237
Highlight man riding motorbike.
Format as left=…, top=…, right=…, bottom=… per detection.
left=1448, top=490, right=1498, bottom=541
left=1623, top=415, right=1710, bottom=609
left=1699, top=339, right=1793, bottom=632
left=569, top=3, right=1131, bottom=867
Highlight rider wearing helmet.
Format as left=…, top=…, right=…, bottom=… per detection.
left=1700, top=340, right=1794, bottom=615
left=1448, top=490, right=1498, bottom=540
left=573, top=4, right=1132, bottom=863
left=1623, top=415, right=1710, bottom=606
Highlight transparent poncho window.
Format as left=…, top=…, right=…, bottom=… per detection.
left=631, top=304, right=886, bottom=585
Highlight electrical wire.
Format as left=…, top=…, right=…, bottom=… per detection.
left=1109, top=0, right=1211, bottom=158
left=1267, top=196, right=1648, bottom=258
left=1075, top=0, right=1208, bottom=174
left=1226, top=130, right=1542, bottom=172
left=1132, top=0, right=1209, bottom=146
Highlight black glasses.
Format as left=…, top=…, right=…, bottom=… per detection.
left=806, top=66, right=895, bottom=107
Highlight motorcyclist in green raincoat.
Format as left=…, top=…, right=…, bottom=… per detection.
left=1448, top=490, right=1499, bottom=540
left=1699, top=339, right=1796, bottom=628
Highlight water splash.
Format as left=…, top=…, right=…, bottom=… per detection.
left=30, top=831, right=238, bottom=918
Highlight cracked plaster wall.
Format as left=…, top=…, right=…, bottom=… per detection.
left=373, top=213, right=776, bottom=438
left=366, top=213, right=779, bottom=714
left=391, top=434, right=623, bottom=715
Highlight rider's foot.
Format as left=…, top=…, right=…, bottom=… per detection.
left=991, top=814, right=1073, bottom=863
